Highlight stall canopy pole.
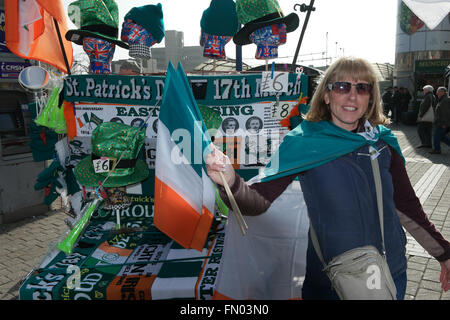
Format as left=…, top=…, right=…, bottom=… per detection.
left=291, top=1, right=316, bottom=72
left=53, top=18, right=71, bottom=75
left=236, top=23, right=243, bottom=72
left=236, top=45, right=243, bottom=72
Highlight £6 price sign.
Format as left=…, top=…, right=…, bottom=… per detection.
left=261, top=71, right=289, bottom=93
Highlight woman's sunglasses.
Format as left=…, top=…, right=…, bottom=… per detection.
left=327, top=82, right=373, bottom=95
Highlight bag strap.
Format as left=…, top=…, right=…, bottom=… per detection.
left=308, top=155, right=386, bottom=268
left=309, top=215, right=326, bottom=267
left=370, top=155, right=386, bottom=255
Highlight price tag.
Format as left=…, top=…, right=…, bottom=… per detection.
left=261, top=71, right=289, bottom=93
left=93, top=157, right=110, bottom=173
left=271, top=102, right=295, bottom=120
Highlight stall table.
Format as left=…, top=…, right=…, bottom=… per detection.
left=19, top=200, right=225, bottom=300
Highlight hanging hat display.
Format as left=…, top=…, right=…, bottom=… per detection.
left=233, top=0, right=299, bottom=46
left=74, top=122, right=149, bottom=188
left=249, top=23, right=286, bottom=59
left=200, top=34, right=232, bottom=60
left=66, top=0, right=129, bottom=49
left=121, top=3, right=165, bottom=59
left=200, top=0, right=239, bottom=59
left=82, top=36, right=116, bottom=74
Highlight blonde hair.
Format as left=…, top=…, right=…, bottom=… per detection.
left=306, top=56, right=389, bottom=126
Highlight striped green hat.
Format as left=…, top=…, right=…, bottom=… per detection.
left=233, top=0, right=299, bottom=45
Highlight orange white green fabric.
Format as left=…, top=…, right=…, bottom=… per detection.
left=4, top=0, right=73, bottom=74
left=154, top=62, right=216, bottom=252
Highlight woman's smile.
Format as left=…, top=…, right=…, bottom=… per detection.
left=324, top=77, right=371, bottom=131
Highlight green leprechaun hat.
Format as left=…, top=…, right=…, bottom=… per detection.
left=233, top=0, right=300, bottom=46
left=74, top=122, right=149, bottom=187
left=66, top=0, right=129, bottom=48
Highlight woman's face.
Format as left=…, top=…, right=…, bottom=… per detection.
left=324, top=75, right=371, bottom=131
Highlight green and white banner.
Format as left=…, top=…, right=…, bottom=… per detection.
left=64, top=73, right=306, bottom=106
left=65, top=72, right=308, bottom=171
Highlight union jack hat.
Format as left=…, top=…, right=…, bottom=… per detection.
left=122, top=3, right=165, bottom=44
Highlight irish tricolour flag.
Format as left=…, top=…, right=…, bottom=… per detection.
left=154, top=62, right=216, bottom=252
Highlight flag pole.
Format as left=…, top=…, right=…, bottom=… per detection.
left=291, top=1, right=316, bottom=72
left=52, top=18, right=71, bottom=75
left=218, top=172, right=248, bottom=236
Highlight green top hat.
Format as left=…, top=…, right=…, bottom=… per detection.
left=66, top=0, right=129, bottom=49
left=124, top=3, right=165, bottom=43
left=74, top=122, right=149, bottom=188
left=233, top=0, right=299, bottom=45
left=200, top=0, right=239, bottom=36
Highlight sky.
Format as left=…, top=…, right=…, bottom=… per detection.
left=61, top=0, right=399, bottom=68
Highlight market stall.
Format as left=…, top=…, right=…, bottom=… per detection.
left=12, top=0, right=311, bottom=300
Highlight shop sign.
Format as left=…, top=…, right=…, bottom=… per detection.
left=0, top=61, right=31, bottom=79
left=415, top=59, right=450, bottom=73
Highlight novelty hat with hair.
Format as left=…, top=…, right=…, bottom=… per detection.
left=200, top=0, right=239, bottom=36
left=123, top=3, right=165, bottom=43
left=121, top=3, right=165, bottom=59
left=66, top=0, right=129, bottom=49
left=233, top=0, right=299, bottom=46
left=74, top=122, right=149, bottom=187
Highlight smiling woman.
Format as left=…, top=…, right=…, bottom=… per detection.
left=306, top=56, right=388, bottom=130
left=205, top=56, right=450, bottom=300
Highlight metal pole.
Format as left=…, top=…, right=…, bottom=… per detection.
left=53, top=18, right=71, bottom=75
left=291, top=0, right=315, bottom=72
left=236, top=45, right=242, bottom=72
left=236, top=23, right=243, bottom=72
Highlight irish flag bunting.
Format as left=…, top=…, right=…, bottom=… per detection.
left=401, top=0, right=450, bottom=30
left=154, top=62, right=216, bottom=252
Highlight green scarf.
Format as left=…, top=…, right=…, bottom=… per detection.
left=262, top=120, right=404, bottom=182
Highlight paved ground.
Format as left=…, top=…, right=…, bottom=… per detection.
left=0, top=123, right=449, bottom=300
